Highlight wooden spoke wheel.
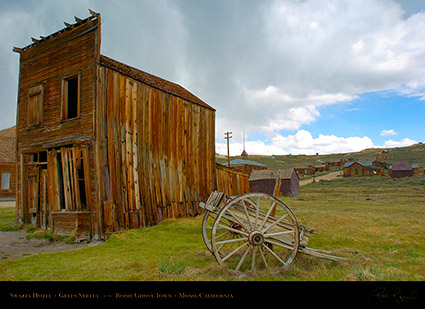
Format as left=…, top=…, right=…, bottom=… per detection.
left=202, top=210, right=217, bottom=253
left=210, top=193, right=300, bottom=272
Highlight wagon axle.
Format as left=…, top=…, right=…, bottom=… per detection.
left=248, top=230, right=264, bottom=246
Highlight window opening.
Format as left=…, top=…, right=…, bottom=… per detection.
left=62, top=74, right=80, bottom=120
left=1, top=173, right=10, bottom=190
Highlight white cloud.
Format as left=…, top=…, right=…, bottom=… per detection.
left=216, top=130, right=375, bottom=156
left=271, top=130, right=375, bottom=155
left=381, top=129, right=398, bottom=136
left=383, top=138, right=417, bottom=148
left=239, top=84, right=356, bottom=133
left=216, top=140, right=288, bottom=157
left=200, top=0, right=425, bottom=147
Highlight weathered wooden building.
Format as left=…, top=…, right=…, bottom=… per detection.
left=294, top=165, right=315, bottom=176
left=13, top=12, right=215, bottom=239
left=388, top=162, right=416, bottom=178
left=343, top=161, right=384, bottom=177
left=0, top=127, right=16, bottom=198
left=249, top=169, right=300, bottom=197
left=229, top=158, right=269, bottom=175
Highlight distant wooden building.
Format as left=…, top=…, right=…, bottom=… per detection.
left=13, top=12, right=215, bottom=240
left=249, top=168, right=300, bottom=197
left=294, top=165, right=315, bottom=176
left=389, top=162, right=416, bottom=178
left=0, top=127, right=16, bottom=198
left=343, top=161, right=384, bottom=177
left=327, top=159, right=345, bottom=167
left=372, top=160, right=387, bottom=169
left=312, top=163, right=329, bottom=173
left=229, top=158, right=269, bottom=175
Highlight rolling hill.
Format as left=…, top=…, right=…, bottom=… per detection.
left=216, top=143, right=425, bottom=170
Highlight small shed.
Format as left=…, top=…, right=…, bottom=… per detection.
left=294, top=165, right=315, bottom=176
left=249, top=168, right=300, bottom=197
left=343, top=161, right=384, bottom=177
left=389, top=162, right=414, bottom=178
left=327, top=159, right=345, bottom=167
left=0, top=126, right=16, bottom=199
left=229, top=159, right=269, bottom=175
left=312, top=163, right=329, bottom=172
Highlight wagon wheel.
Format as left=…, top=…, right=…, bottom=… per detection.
left=210, top=193, right=299, bottom=272
left=202, top=210, right=217, bottom=252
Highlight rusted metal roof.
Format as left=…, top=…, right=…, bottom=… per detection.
left=229, top=159, right=268, bottom=167
left=100, top=55, right=215, bottom=111
left=344, top=161, right=382, bottom=169
left=249, top=168, right=296, bottom=181
left=390, top=162, right=413, bottom=171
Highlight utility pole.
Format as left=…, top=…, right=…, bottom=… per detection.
left=224, top=131, right=232, bottom=167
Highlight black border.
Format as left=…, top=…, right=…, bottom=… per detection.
left=1, top=281, right=424, bottom=305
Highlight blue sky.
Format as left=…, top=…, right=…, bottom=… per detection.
left=303, top=91, right=425, bottom=146
left=0, top=0, right=424, bottom=156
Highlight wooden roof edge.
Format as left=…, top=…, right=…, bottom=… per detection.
left=99, top=54, right=215, bottom=111
left=13, top=9, right=100, bottom=54
left=249, top=168, right=296, bottom=181
left=215, top=163, right=249, bottom=177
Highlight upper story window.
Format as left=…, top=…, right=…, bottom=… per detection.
left=61, top=72, right=80, bottom=120
left=27, top=84, right=44, bottom=128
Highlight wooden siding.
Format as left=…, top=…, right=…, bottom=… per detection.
left=15, top=15, right=101, bottom=234
left=215, top=163, right=249, bottom=196
left=343, top=162, right=384, bottom=177
left=249, top=169, right=299, bottom=196
left=0, top=163, right=16, bottom=198
left=96, top=65, right=216, bottom=232
left=14, top=12, right=216, bottom=239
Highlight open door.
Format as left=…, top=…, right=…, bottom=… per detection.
left=25, top=158, right=48, bottom=228
left=26, top=165, right=39, bottom=225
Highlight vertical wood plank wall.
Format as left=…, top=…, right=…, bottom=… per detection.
left=15, top=19, right=100, bottom=226
left=97, top=66, right=216, bottom=233
left=215, top=163, right=249, bottom=196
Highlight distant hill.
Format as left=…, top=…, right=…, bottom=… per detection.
left=216, top=143, right=425, bottom=170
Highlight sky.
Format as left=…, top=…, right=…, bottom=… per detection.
left=0, top=0, right=424, bottom=156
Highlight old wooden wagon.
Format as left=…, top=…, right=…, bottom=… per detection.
left=200, top=191, right=343, bottom=272
left=14, top=11, right=215, bottom=240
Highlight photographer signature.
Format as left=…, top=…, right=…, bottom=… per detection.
left=369, top=287, right=418, bottom=304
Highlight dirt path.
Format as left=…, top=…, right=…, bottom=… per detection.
left=0, top=201, right=103, bottom=260
left=299, top=171, right=341, bottom=186
left=0, top=230, right=103, bottom=260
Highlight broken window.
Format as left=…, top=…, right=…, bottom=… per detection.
left=48, top=146, right=90, bottom=211
left=28, top=84, right=44, bottom=127
left=62, top=73, right=80, bottom=120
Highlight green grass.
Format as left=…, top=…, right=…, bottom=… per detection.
left=1, top=175, right=424, bottom=281
left=0, top=206, right=20, bottom=231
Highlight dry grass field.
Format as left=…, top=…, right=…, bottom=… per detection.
left=0, top=175, right=424, bottom=283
